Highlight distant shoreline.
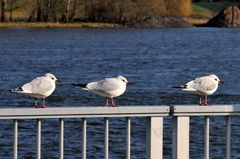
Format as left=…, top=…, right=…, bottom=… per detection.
left=0, top=22, right=123, bottom=28
left=0, top=17, right=209, bottom=29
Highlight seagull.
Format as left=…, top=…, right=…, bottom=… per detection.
left=72, top=75, right=129, bottom=107
left=12, top=73, right=60, bottom=108
left=174, top=74, right=224, bottom=106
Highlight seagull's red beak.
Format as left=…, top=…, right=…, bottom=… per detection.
left=219, top=80, right=224, bottom=84
left=57, top=79, right=62, bottom=83
left=127, top=81, right=133, bottom=84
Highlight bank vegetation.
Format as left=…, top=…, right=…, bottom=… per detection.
left=0, top=0, right=192, bottom=23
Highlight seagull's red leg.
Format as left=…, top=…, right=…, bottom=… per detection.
left=42, top=98, right=46, bottom=108
left=111, top=98, right=116, bottom=107
left=199, top=96, right=202, bottom=106
left=106, top=97, right=109, bottom=107
left=204, top=95, right=208, bottom=106
left=35, top=98, right=38, bottom=108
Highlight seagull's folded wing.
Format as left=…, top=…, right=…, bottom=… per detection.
left=194, top=77, right=216, bottom=93
left=31, top=77, right=54, bottom=94
left=88, top=78, right=120, bottom=92
left=21, top=83, right=33, bottom=93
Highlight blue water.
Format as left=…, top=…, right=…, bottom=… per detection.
left=0, top=27, right=240, bottom=158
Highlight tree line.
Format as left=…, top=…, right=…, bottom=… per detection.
left=0, top=0, right=192, bottom=23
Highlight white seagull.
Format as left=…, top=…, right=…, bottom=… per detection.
left=12, top=73, right=60, bottom=108
left=174, top=74, right=224, bottom=106
left=72, top=75, right=129, bottom=107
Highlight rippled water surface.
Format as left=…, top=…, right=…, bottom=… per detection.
left=0, top=27, right=240, bottom=159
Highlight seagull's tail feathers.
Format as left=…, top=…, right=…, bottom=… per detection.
left=11, top=87, right=24, bottom=93
left=72, top=83, right=88, bottom=90
left=172, top=85, right=187, bottom=89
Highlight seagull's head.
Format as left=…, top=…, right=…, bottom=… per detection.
left=45, top=73, right=59, bottom=83
left=117, top=75, right=129, bottom=84
left=209, top=74, right=224, bottom=84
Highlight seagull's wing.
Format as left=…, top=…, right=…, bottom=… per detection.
left=193, top=77, right=216, bottom=93
left=20, top=82, right=33, bottom=93
left=87, top=78, right=120, bottom=92
left=30, top=76, right=54, bottom=94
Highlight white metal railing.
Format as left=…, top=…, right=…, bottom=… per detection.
left=1, top=105, right=239, bottom=159
left=0, top=106, right=169, bottom=159
left=172, top=105, right=240, bottom=159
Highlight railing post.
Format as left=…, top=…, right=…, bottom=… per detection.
left=82, top=118, right=87, bottom=159
left=13, top=119, right=18, bottom=159
left=172, top=116, right=189, bottom=159
left=146, top=117, right=163, bottom=159
left=204, top=116, right=210, bottom=159
left=126, top=117, right=131, bottom=159
left=104, top=118, right=109, bottom=159
left=59, top=118, right=64, bottom=159
left=36, top=119, right=41, bottom=159
left=226, top=116, right=231, bottom=159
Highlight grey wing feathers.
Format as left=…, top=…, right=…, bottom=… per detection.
left=194, top=77, right=216, bottom=92
left=21, top=82, right=33, bottom=93
left=88, top=78, right=119, bottom=92
left=30, top=77, right=53, bottom=94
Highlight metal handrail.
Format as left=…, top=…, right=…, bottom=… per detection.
left=0, top=106, right=170, bottom=119
left=5, top=106, right=169, bottom=159
left=1, top=105, right=238, bottom=159
left=172, top=105, right=235, bottom=159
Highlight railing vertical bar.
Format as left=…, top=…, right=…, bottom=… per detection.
left=59, top=118, right=64, bottom=159
left=226, top=116, right=231, bottom=159
left=104, top=118, right=109, bottom=159
left=172, top=116, right=189, bottom=159
left=82, top=118, right=87, bottom=159
left=204, top=116, right=210, bottom=159
left=126, top=117, right=131, bottom=159
left=36, top=119, right=41, bottom=159
left=13, top=119, right=18, bottom=159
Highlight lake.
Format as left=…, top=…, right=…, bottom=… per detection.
left=0, top=27, right=240, bottom=158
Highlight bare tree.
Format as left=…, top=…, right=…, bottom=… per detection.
left=44, top=0, right=61, bottom=22
left=8, top=0, right=21, bottom=21
left=1, top=0, right=6, bottom=22
left=44, top=0, right=51, bottom=21
left=66, top=0, right=70, bottom=22
left=84, top=0, right=94, bottom=21
left=9, top=0, right=13, bottom=21
left=36, top=0, right=42, bottom=21
left=69, top=0, right=77, bottom=21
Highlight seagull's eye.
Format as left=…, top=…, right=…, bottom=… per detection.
left=52, top=77, right=55, bottom=80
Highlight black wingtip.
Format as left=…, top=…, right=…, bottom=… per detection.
left=172, top=85, right=187, bottom=89
left=72, top=83, right=87, bottom=88
left=172, top=86, right=182, bottom=88
left=11, top=87, right=23, bottom=92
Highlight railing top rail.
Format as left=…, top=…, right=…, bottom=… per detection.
left=0, top=106, right=170, bottom=119
left=2, top=105, right=240, bottom=119
left=171, top=105, right=240, bottom=116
